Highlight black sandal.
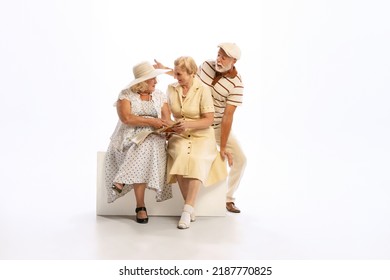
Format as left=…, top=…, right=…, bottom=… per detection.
left=112, top=183, right=123, bottom=194
left=135, top=207, right=148, bottom=224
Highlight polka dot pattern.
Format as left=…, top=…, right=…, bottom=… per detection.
left=104, top=92, right=172, bottom=203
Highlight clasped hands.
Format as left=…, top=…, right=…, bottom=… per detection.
left=159, top=120, right=187, bottom=134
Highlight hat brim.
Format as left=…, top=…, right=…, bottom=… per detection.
left=126, top=68, right=170, bottom=89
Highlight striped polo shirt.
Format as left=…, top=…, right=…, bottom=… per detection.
left=197, top=60, right=244, bottom=126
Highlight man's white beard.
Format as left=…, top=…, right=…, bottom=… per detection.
left=215, top=63, right=232, bottom=73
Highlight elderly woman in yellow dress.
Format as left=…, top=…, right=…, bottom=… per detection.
left=166, top=56, right=227, bottom=229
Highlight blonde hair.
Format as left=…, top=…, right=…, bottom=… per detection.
left=174, top=56, right=198, bottom=75
left=129, top=81, right=148, bottom=93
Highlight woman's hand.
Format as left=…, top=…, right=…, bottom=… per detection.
left=149, top=118, right=169, bottom=129
left=171, top=120, right=189, bottom=133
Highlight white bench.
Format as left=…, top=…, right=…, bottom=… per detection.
left=96, top=152, right=227, bottom=216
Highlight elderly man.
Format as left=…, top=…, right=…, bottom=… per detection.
left=197, top=43, right=246, bottom=213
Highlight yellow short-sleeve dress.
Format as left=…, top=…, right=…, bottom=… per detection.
left=166, top=77, right=227, bottom=186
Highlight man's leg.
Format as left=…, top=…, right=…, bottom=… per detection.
left=214, top=127, right=246, bottom=212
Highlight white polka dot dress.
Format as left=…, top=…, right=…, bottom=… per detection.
left=104, top=89, right=172, bottom=203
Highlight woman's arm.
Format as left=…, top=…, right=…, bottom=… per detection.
left=117, top=99, right=167, bottom=129
left=161, top=103, right=175, bottom=125
left=174, top=112, right=214, bottom=132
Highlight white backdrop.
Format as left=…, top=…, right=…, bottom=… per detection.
left=1, top=0, right=390, bottom=259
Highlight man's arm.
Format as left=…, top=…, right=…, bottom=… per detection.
left=153, top=59, right=174, bottom=76
left=219, top=104, right=236, bottom=166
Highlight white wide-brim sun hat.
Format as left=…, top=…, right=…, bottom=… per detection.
left=126, top=61, right=170, bottom=89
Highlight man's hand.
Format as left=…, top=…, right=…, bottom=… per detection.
left=220, top=149, right=233, bottom=167
left=153, top=59, right=165, bottom=69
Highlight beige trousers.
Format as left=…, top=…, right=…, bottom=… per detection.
left=213, top=127, right=247, bottom=203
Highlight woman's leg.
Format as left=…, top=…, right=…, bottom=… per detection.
left=134, top=183, right=147, bottom=219
left=176, top=175, right=189, bottom=200
left=184, top=178, right=201, bottom=207
left=112, top=182, right=124, bottom=193
left=177, top=178, right=201, bottom=229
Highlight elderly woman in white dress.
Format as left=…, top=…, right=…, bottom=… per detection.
left=104, top=61, right=172, bottom=224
